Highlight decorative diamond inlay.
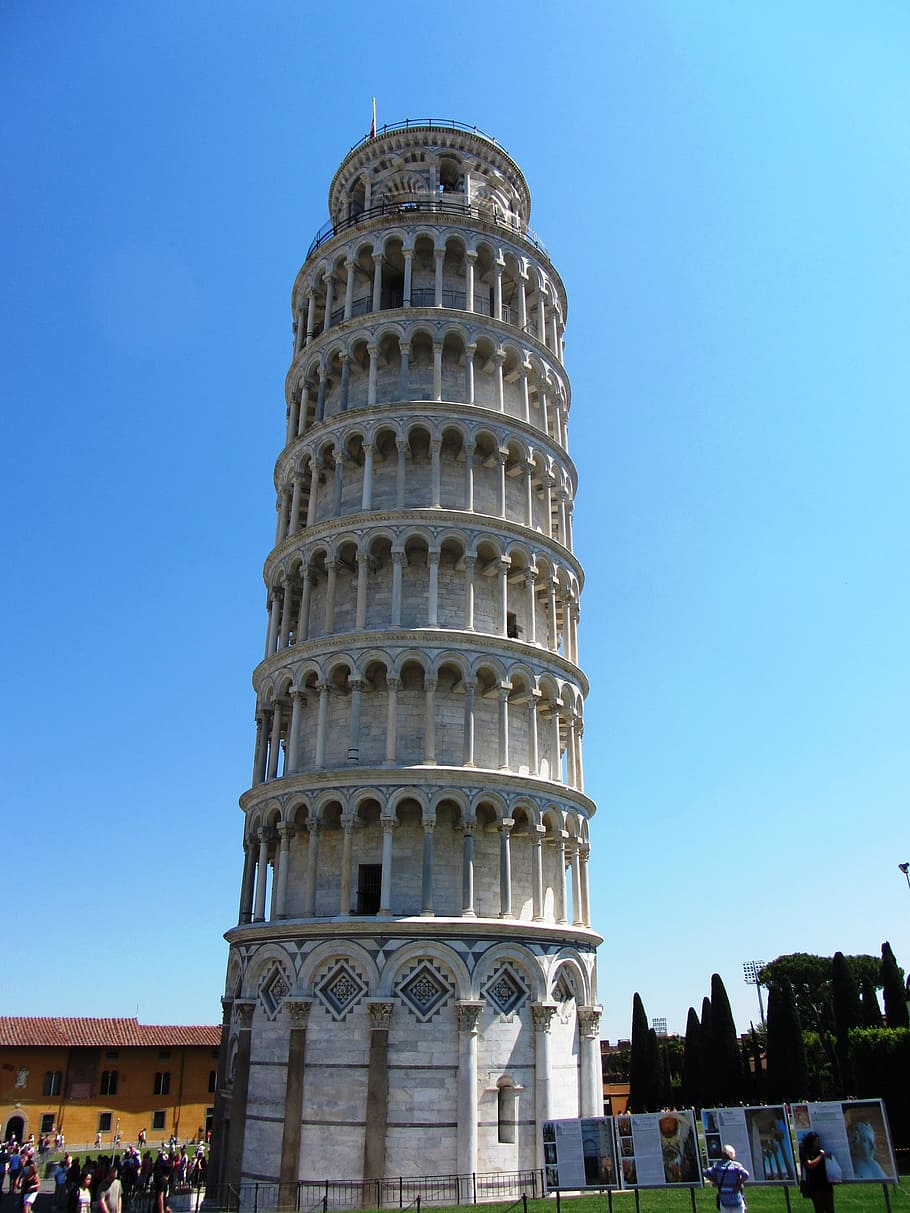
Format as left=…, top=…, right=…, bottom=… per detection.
left=482, top=965, right=528, bottom=1016
left=316, top=961, right=367, bottom=1021
left=397, top=961, right=452, bottom=1022
left=260, top=967, right=291, bottom=1019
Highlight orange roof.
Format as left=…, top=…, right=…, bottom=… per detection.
left=0, top=1018, right=221, bottom=1049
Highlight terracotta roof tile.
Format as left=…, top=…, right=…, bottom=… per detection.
left=0, top=1017, right=221, bottom=1049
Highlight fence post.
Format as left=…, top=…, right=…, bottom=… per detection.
left=472, top=1173, right=477, bottom=1205
left=253, top=1183, right=259, bottom=1213
left=522, top=1193, right=527, bottom=1213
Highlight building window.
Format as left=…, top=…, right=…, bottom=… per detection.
left=98, top=1113, right=112, bottom=1133
left=105, top=1050, right=120, bottom=1060
left=100, top=1070, right=118, bottom=1095
left=158, top=1050, right=171, bottom=1060
left=152, top=1110, right=166, bottom=1131
left=40, top=1115, right=55, bottom=1134
left=42, top=1071, right=62, bottom=1096
left=154, top=1072, right=171, bottom=1095
left=208, top=1070, right=216, bottom=1093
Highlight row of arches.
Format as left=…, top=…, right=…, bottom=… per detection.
left=252, top=649, right=585, bottom=789
left=276, top=413, right=575, bottom=547
left=292, top=229, right=564, bottom=364
left=286, top=323, right=570, bottom=446
left=239, top=788, right=592, bottom=927
left=263, top=528, right=581, bottom=660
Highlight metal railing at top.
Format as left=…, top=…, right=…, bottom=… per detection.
left=343, top=119, right=503, bottom=160
left=306, top=199, right=549, bottom=262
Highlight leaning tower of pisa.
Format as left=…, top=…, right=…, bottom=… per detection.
left=211, top=120, right=602, bottom=1192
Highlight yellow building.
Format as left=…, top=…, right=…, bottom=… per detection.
left=0, top=1018, right=221, bottom=1148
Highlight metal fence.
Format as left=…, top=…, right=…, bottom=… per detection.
left=201, top=1169, right=542, bottom=1212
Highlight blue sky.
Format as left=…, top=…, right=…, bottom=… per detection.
left=2, top=2, right=908, bottom=1043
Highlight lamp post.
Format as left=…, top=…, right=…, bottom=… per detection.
left=899, top=862, right=910, bottom=892
left=743, top=960, right=766, bottom=1027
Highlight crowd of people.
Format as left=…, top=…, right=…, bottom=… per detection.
left=0, top=1138, right=207, bottom=1213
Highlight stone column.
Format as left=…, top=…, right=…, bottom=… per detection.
left=566, top=713, right=577, bottom=788
left=398, top=340, right=410, bottom=400
left=279, top=999, right=312, bottom=1200
left=427, top=550, right=440, bottom=626
left=292, top=308, right=303, bottom=357
left=347, top=678, right=363, bottom=764
left=430, top=439, right=442, bottom=507
left=531, top=827, right=545, bottom=920
left=332, top=452, right=345, bottom=516
left=493, top=352, right=505, bottom=412
left=519, top=365, right=530, bottom=422
left=238, top=843, right=255, bottom=924
left=421, top=818, right=435, bottom=915
left=432, top=340, right=443, bottom=401
left=305, top=460, right=319, bottom=526
left=546, top=578, right=557, bottom=651
left=461, top=822, right=475, bottom=916
left=423, top=674, right=437, bottom=764
left=267, top=704, right=283, bottom=779
left=315, top=365, right=327, bottom=422
left=371, top=253, right=383, bottom=312
left=455, top=1002, right=484, bottom=1177
left=527, top=692, right=540, bottom=775
left=378, top=819, right=396, bottom=916
left=278, top=579, right=294, bottom=648
left=537, top=291, right=548, bottom=344
left=355, top=553, right=370, bottom=629
left=323, top=559, right=337, bottom=633
left=314, top=681, right=330, bottom=769
left=463, top=441, right=475, bottom=511
left=498, top=818, right=514, bottom=918
left=498, top=559, right=509, bottom=637
left=433, top=249, right=444, bottom=306
left=322, top=273, right=335, bottom=332
left=384, top=676, right=400, bottom=765
left=550, top=703, right=562, bottom=782
left=532, top=1003, right=557, bottom=1170
left=303, top=820, right=320, bottom=917
left=390, top=551, right=403, bottom=626
left=402, top=249, right=413, bottom=306
left=463, top=555, right=475, bottom=631
left=523, top=462, right=534, bottom=527
left=287, top=690, right=303, bottom=776
left=462, top=678, right=476, bottom=767
left=362, top=1002, right=394, bottom=1181
left=274, top=823, right=294, bottom=919
left=288, top=474, right=303, bottom=538
left=542, top=475, right=554, bottom=539
left=539, top=385, right=550, bottom=436
left=497, top=685, right=510, bottom=770
left=465, top=342, right=475, bottom=403
left=495, top=449, right=506, bottom=516
left=361, top=443, right=374, bottom=510
left=339, top=354, right=351, bottom=411
left=556, top=831, right=568, bottom=924
left=304, top=288, right=316, bottom=344
left=569, top=841, right=582, bottom=925
left=343, top=260, right=356, bottom=320
left=297, top=570, right=313, bottom=642
left=276, top=489, right=291, bottom=545
left=253, top=829, right=270, bottom=921
left=465, top=251, right=476, bottom=312
left=265, top=590, right=280, bottom=657
left=339, top=815, right=355, bottom=915
left=577, top=1007, right=603, bottom=1116
left=526, top=568, right=538, bottom=644
left=395, top=440, right=407, bottom=507
left=518, top=276, right=528, bottom=330
left=493, top=263, right=503, bottom=320
left=579, top=844, right=591, bottom=927
left=223, top=1000, right=256, bottom=1190
left=367, top=342, right=378, bottom=405
left=252, top=712, right=267, bottom=786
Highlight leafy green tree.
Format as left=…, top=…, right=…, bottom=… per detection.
left=682, top=1007, right=702, bottom=1108
left=880, top=941, right=909, bottom=1028
left=848, top=1027, right=910, bottom=1147
left=765, top=978, right=808, bottom=1101
left=832, top=951, right=861, bottom=1093
left=709, top=973, right=744, bottom=1104
left=760, top=953, right=881, bottom=1033
left=860, top=975, right=882, bottom=1027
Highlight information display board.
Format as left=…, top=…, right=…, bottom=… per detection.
left=701, top=1106, right=797, bottom=1183
left=791, top=1100, right=898, bottom=1184
left=615, top=1111, right=702, bottom=1187
left=542, top=1117, right=618, bottom=1191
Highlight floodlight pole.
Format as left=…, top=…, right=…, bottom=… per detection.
left=743, top=960, right=766, bottom=1027
left=899, top=862, right=910, bottom=893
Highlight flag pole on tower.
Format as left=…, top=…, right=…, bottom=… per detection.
left=370, top=98, right=377, bottom=139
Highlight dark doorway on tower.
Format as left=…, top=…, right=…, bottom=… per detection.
left=356, top=864, right=382, bottom=915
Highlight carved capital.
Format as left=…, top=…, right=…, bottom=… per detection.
left=234, top=1000, right=256, bottom=1030
left=456, top=1000, right=484, bottom=1034
left=367, top=1000, right=394, bottom=1031
left=283, top=998, right=312, bottom=1029
left=577, top=1006, right=602, bottom=1039
left=531, top=1003, right=557, bottom=1033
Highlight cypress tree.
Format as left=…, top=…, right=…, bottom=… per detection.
left=682, top=1006, right=702, bottom=1109
left=832, top=951, right=861, bottom=1093
left=765, top=979, right=808, bottom=1102
left=881, top=941, right=910, bottom=1028
left=629, top=992, right=652, bottom=1112
left=700, top=995, right=714, bottom=1105
left=860, top=975, right=882, bottom=1027
left=710, top=973, right=744, bottom=1104
left=649, top=1028, right=665, bottom=1110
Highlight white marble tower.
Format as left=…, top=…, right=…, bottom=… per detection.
left=211, top=119, right=602, bottom=1194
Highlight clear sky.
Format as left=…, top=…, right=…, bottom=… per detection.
left=3, top=2, right=908, bottom=1044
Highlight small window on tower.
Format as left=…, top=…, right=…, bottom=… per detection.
left=356, top=864, right=382, bottom=915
